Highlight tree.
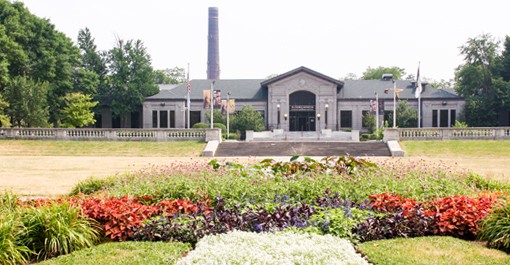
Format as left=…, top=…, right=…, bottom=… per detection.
left=386, top=100, right=417, bottom=128
left=231, top=105, right=265, bottom=137
left=362, top=111, right=376, bottom=133
left=3, top=76, right=49, bottom=127
left=343, top=73, right=358, bottom=80
left=0, top=93, right=10, bottom=127
left=361, top=66, right=406, bottom=80
left=455, top=33, right=505, bottom=126
left=60, top=92, right=98, bottom=128
left=106, top=39, right=158, bottom=126
left=154, top=67, right=185, bottom=84
left=76, top=28, right=107, bottom=112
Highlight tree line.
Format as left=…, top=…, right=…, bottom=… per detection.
left=0, top=1, right=181, bottom=128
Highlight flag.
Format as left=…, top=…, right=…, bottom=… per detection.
left=370, top=100, right=377, bottom=115
left=415, top=63, right=422, bottom=98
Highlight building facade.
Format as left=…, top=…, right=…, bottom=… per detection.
left=143, top=66, right=465, bottom=131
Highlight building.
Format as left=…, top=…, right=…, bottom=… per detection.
left=143, top=66, right=465, bottom=131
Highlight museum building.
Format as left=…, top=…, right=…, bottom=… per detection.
left=143, top=66, right=465, bottom=131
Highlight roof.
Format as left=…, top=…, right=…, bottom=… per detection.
left=339, top=80, right=462, bottom=100
left=261, top=66, right=344, bottom=87
left=146, top=79, right=267, bottom=101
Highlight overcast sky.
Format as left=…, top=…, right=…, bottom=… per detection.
left=19, top=0, right=509, bottom=81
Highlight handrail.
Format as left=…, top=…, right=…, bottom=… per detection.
left=384, top=127, right=510, bottom=142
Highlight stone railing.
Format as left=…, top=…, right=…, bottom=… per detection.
left=384, top=127, right=510, bottom=142
left=0, top=128, right=214, bottom=142
left=246, top=129, right=360, bottom=142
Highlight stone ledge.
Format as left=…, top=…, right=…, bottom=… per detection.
left=387, top=140, right=405, bottom=157
left=202, top=140, right=219, bottom=157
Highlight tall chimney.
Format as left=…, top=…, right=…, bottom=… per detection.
left=207, top=7, right=220, bottom=80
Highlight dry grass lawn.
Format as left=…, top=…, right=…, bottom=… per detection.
left=0, top=139, right=509, bottom=196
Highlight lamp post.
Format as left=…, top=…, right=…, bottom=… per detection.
left=392, top=80, right=396, bottom=128
left=277, top=104, right=281, bottom=129
left=317, top=113, right=321, bottom=131
left=227, top=92, right=231, bottom=140
left=210, top=81, right=215, bottom=128
left=325, top=104, right=328, bottom=129
left=375, top=92, right=379, bottom=129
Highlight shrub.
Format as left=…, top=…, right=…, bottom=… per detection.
left=479, top=202, right=510, bottom=252
left=308, top=207, right=372, bottom=240
left=192, top=122, right=208, bottom=129
left=21, top=201, right=99, bottom=261
left=69, top=177, right=116, bottom=196
left=425, top=195, right=496, bottom=239
left=0, top=193, right=33, bottom=265
left=79, top=196, right=159, bottom=241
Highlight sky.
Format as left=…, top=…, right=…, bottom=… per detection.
left=19, top=0, right=510, bottom=81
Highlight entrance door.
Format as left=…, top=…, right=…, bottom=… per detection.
left=289, top=91, right=316, bottom=131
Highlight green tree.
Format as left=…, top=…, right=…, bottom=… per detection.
left=0, top=93, right=10, bottom=127
left=361, top=66, right=406, bottom=80
left=76, top=28, right=107, bottom=112
left=386, top=100, right=418, bottom=128
left=3, top=76, right=49, bottom=127
left=455, top=33, right=506, bottom=126
left=362, top=111, right=376, bottom=133
left=231, top=105, right=265, bottom=135
left=154, top=67, right=185, bottom=84
left=106, top=39, right=158, bottom=126
left=60, top=92, right=98, bottom=128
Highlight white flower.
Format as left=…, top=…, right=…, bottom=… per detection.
left=177, top=231, right=370, bottom=265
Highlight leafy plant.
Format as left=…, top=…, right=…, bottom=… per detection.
left=69, top=177, right=116, bottom=195
left=425, top=195, right=496, bottom=239
left=479, top=202, right=510, bottom=252
left=0, top=193, right=33, bottom=265
left=21, top=201, right=99, bottom=261
left=79, top=196, right=159, bottom=241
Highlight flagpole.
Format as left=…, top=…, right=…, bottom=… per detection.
left=393, top=79, right=397, bottom=128
left=416, top=62, right=422, bottom=128
left=375, top=92, right=379, bottom=129
left=187, top=63, right=190, bottom=129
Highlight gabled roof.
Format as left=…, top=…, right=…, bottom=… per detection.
left=261, top=66, right=344, bottom=87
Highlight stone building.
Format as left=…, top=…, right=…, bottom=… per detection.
left=143, top=66, right=465, bottom=131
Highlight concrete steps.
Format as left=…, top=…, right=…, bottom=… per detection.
left=213, top=141, right=391, bottom=157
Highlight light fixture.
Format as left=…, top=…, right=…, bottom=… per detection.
left=317, top=113, right=321, bottom=120
left=325, top=104, right=328, bottom=109
left=284, top=113, right=288, bottom=120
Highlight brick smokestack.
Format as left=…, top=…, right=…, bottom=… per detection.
left=207, top=7, right=220, bottom=80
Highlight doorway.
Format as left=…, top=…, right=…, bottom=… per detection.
left=289, top=91, right=316, bottom=131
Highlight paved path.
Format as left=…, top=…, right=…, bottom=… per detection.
left=214, top=141, right=391, bottom=157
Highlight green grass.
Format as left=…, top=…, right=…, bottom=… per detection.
left=400, top=140, right=510, bottom=158
left=358, top=236, right=510, bottom=265
left=36, top=241, right=192, bottom=265
left=0, top=140, right=205, bottom=157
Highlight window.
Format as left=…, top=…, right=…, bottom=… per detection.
left=340, top=110, right=352, bottom=128
left=361, top=110, right=369, bottom=129
left=440, top=110, right=449, bottom=127
left=152, top=110, right=158, bottom=128
left=169, top=111, right=175, bottom=128
left=160, top=110, right=168, bottom=128
left=432, top=110, right=438, bottom=127
left=450, top=110, right=456, bottom=127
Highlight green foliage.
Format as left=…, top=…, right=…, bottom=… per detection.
left=22, top=200, right=99, bottom=261
left=0, top=193, right=33, bottom=265
left=60, top=92, right=98, bottom=128
left=387, top=100, right=418, bottom=128
left=309, top=207, right=371, bottom=240
left=479, top=202, right=510, bottom=252
left=153, top=67, right=185, bottom=84
left=192, top=122, right=208, bottom=129
left=453, top=120, right=469, bottom=128
left=362, top=66, right=406, bottom=80
left=69, top=176, right=116, bottom=196
left=0, top=93, right=10, bottom=127
left=231, top=105, right=265, bottom=134
left=362, top=111, right=376, bottom=133
left=455, top=33, right=510, bottom=126
left=106, top=39, right=158, bottom=123
left=3, top=76, right=50, bottom=127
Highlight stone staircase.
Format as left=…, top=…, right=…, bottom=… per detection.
left=213, top=141, right=391, bottom=157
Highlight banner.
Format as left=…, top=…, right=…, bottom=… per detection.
left=378, top=99, right=384, bottom=114
left=203, top=90, right=211, bottom=109
left=213, top=90, right=222, bottom=109
left=370, top=100, right=377, bottom=115
left=221, top=99, right=236, bottom=115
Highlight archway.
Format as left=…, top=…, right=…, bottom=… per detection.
left=289, top=91, right=316, bottom=131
